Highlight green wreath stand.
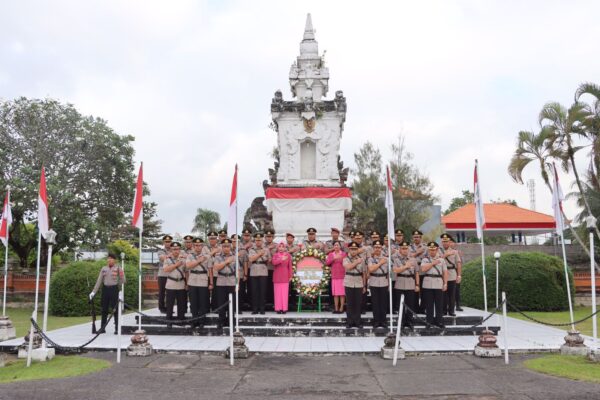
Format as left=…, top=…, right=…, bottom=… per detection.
left=291, top=247, right=330, bottom=313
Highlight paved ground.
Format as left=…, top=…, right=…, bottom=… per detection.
left=0, top=353, right=598, bottom=399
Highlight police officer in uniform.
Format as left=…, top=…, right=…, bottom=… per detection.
left=157, top=235, right=173, bottom=314
left=409, top=230, right=428, bottom=313
left=420, top=241, right=448, bottom=328
left=451, top=237, right=464, bottom=311
left=185, top=237, right=212, bottom=328
left=343, top=242, right=366, bottom=328
left=182, top=234, right=194, bottom=253
left=89, top=253, right=125, bottom=334
left=218, top=229, right=228, bottom=243
left=231, top=234, right=247, bottom=314
left=264, top=229, right=277, bottom=310
left=392, top=242, right=419, bottom=329
left=248, top=233, right=271, bottom=314
left=206, top=231, right=221, bottom=311
left=213, top=238, right=240, bottom=328
left=163, top=242, right=188, bottom=326
left=284, top=233, right=300, bottom=308
left=303, top=227, right=324, bottom=250
left=239, top=228, right=253, bottom=310
left=325, top=228, right=342, bottom=254
left=367, top=240, right=389, bottom=329
left=440, top=233, right=462, bottom=316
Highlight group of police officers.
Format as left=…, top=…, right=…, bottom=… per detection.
left=154, top=227, right=463, bottom=330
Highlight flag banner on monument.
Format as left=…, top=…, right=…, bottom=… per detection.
left=132, top=163, right=144, bottom=231
left=227, top=164, right=238, bottom=237
left=0, top=189, right=12, bottom=247
left=385, top=166, right=395, bottom=240
left=264, top=187, right=352, bottom=213
left=38, top=166, right=50, bottom=239
left=551, top=162, right=565, bottom=235
left=473, top=160, right=485, bottom=239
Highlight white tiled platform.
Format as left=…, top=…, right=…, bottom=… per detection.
left=0, top=307, right=593, bottom=354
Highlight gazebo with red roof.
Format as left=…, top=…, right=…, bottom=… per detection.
left=442, top=203, right=556, bottom=243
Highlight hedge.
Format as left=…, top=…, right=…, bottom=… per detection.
left=49, top=260, right=140, bottom=317
left=461, top=252, right=574, bottom=312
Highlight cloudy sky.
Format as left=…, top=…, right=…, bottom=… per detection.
left=2, top=0, right=599, bottom=235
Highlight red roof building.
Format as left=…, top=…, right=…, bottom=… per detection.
left=442, top=203, right=556, bottom=243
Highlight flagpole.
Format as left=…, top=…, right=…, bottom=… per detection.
left=2, top=189, right=9, bottom=317
left=480, top=232, right=488, bottom=328
left=33, top=232, right=42, bottom=323
left=138, top=229, right=143, bottom=331
left=235, top=166, right=240, bottom=333
left=387, top=239, right=393, bottom=332
left=559, top=230, right=575, bottom=331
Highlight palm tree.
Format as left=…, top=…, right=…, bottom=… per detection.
left=192, top=208, right=221, bottom=238
left=507, top=128, right=591, bottom=257
left=575, top=82, right=600, bottom=189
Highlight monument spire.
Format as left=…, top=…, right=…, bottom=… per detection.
left=303, top=13, right=315, bottom=41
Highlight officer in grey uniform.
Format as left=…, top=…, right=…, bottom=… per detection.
left=218, top=229, right=228, bottom=243
left=325, top=227, right=342, bottom=254
left=89, top=253, right=125, bottom=334
left=343, top=242, right=366, bottom=329
left=392, top=241, right=419, bottom=328
left=367, top=240, right=389, bottom=329
left=264, top=229, right=277, bottom=310
left=248, top=233, right=271, bottom=314
left=303, top=227, right=324, bottom=250
left=440, top=233, right=462, bottom=316
left=157, top=235, right=173, bottom=314
left=231, top=234, right=247, bottom=314
left=409, top=230, right=428, bottom=313
left=163, top=242, right=188, bottom=326
left=213, top=238, right=239, bottom=328
left=420, top=241, right=448, bottom=328
left=239, top=228, right=253, bottom=310
left=185, top=237, right=212, bottom=328
left=206, top=231, right=221, bottom=311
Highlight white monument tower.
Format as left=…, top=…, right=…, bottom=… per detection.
left=264, top=14, right=352, bottom=239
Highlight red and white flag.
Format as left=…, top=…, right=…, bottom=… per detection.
left=385, top=166, right=395, bottom=241
left=132, top=163, right=144, bottom=231
left=0, top=189, right=12, bottom=247
left=474, top=160, right=486, bottom=239
left=227, top=164, right=238, bottom=237
left=38, top=167, right=49, bottom=238
left=551, top=163, right=565, bottom=235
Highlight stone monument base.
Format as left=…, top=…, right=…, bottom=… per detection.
left=474, top=329, right=501, bottom=358
left=225, top=332, right=249, bottom=359
left=17, top=347, right=55, bottom=362
left=0, top=316, right=16, bottom=341
left=127, top=330, right=154, bottom=357
left=560, top=330, right=588, bottom=356
left=380, top=332, right=405, bottom=360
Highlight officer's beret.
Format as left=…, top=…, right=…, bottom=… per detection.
left=242, top=228, right=252, bottom=235
left=331, top=227, right=340, bottom=233
left=171, top=242, right=182, bottom=248
left=286, top=232, right=295, bottom=238
left=400, top=241, right=410, bottom=247
left=306, top=227, right=317, bottom=233
left=162, top=235, right=173, bottom=241
left=372, top=240, right=383, bottom=246
left=183, top=235, right=194, bottom=241
left=348, top=241, right=360, bottom=249
left=192, top=237, right=204, bottom=244
left=231, top=234, right=241, bottom=239
left=427, top=241, right=439, bottom=249
left=370, top=231, right=380, bottom=237
left=440, top=233, right=453, bottom=242
left=395, top=229, right=404, bottom=235
left=349, top=230, right=356, bottom=237
left=355, top=230, right=364, bottom=236
left=207, top=231, right=218, bottom=238
left=218, top=229, right=227, bottom=235
left=383, top=234, right=389, bottom=240
left=254, top=233, right=264, bottom=239
left=412, top=230, right=423, bottom=236
left=265, top=229, right=275, bottom=236
left=221, top=238, right=232, bottom=245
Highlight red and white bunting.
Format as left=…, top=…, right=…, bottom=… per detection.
left=0, top=189, right=12, bottom=247
left=38, top=167, right=49, bottom=238
left=227, top=164, right=238, bottom=237
left=385, top=166, right=395, bottom=240
left=474, top=160, right=486, bottom=239
left=551, top=163, right=565, bottom=235
left=132, top=163, right=144, bottom=231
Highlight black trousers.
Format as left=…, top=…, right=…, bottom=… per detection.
left=417, top=274, right=426, bottom=313
left=209, top=276, right=217, bottom=311
left=250, top=276, right=268, bottom=312
left=100, top=285, right=119, bottom=331
left=370, top=286, right=388, bottom=327
left=266, top=269, right=274, bottom=309
left=216, top=285, right=236, bottom=325
left=455, top=283, right=462, bottom=307
left=422, top=288, right=444, bottom=326
left=444, top=280, right=457, bottom=315
left=157, top=276, right=167, bottom=312
left=166, top=289, right=187, bottom=322
left=396, top=289, right=416, bottom=327
left=392, top=281, right=399, bottom=312
left=345, top=287, right=363, bottom=327
left=188, top=286, right=209, bottom=327
left=239, top=279, right=250, bottom=310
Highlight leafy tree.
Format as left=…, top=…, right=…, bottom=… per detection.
left=192, top=208, right=221, bottom=238
left=444, top=190, right=474, bottom=215
left=0, top=97, right=136, bottom=267
left=351, top=142, right=385, bottom=232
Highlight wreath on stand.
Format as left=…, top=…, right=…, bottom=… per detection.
left=291, top=246, right=331, bottom=300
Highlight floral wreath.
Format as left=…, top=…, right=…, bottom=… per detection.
left=291, top=246, right=331, bottom=300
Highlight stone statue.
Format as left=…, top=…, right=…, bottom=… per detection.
left=272, top=90, right=284, bottom=111
left=334, top=90, right=346, bottom=112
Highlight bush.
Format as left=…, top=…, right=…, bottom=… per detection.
left=106, top=240, right=139, bottom=265
left=49, top=259, right=140, bottom=316
left=461, top=252, right=574, bottom=312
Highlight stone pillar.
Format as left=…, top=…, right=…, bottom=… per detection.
left=381, top=332, right=405, bottom=360
left=0, top=352, right=6, bottom=367
left=226, top=331, right=249, bottom=359
left=0, top=316, right=16, bottom=341
left=560, top=329, right=589, bottom=356
left=17, top=330, right=55, bottom=361
left=474, top=329, right=501, bottom=357
left=127, top=330, right=153, bottom=357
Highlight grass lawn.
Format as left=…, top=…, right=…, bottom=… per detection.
left=0, top=355, right=111, bottom=384
left=508, top=306, right=596, bottom=336
left=5, top=308, right=98, bottom=338
left=524, top=355, right=600, bottom=384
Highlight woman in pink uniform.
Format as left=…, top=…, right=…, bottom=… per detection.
left=272, top=242, right=293, bottom=314
left=326, top=241, right=347, bottom=314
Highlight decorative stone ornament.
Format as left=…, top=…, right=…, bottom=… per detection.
left=0, top=315, right=16, bottom=341
left=560, top=329, right=589, bottom=356
left=226, top=331, right=249, bottom=359
left=474, top=329, right=502, bottom=357
left=17, top=330, right=55, bottom=361
left=381, top=331, right=405, bottom=360
left=127, top=329, right=153, bottom=357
